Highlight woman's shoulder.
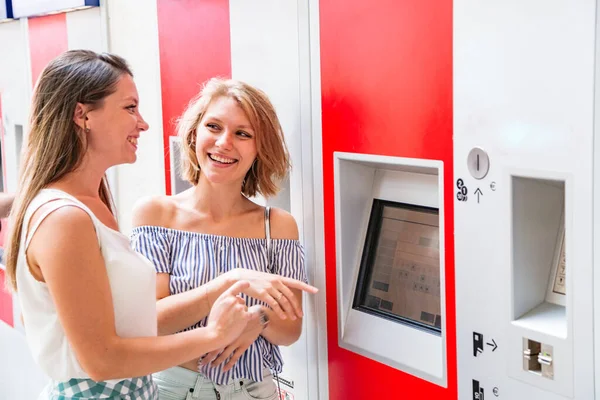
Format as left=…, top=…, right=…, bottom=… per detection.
left=131, top=195, right=177, bottom=229
left=268, top=206, right=299, bottom=240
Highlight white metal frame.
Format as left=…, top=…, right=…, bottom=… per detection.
left=507, top=170, right=573, bottom=398
left=333, top=151, right=447, bottom=387
left=305, top=0, right=329, bottom=397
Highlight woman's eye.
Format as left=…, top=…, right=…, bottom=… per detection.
left=237, top=131, right=252, bottom=138
left=126, top=105, right=137, bottom=112
left=207, top=123, right=220, bottom=130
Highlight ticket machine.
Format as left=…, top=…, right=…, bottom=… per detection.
left=454, top=0, right=597, bottom=398
left=319, top=0, right=600, bottom=399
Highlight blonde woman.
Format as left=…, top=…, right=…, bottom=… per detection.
left=131, top=78, right=315, bottom=399
left=4, top=51, right=262, bottom=400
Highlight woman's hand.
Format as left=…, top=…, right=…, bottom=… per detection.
left=199, top=305, right=264, bottom=372
left=227, top=269, right=317, bottom=321
left=205, top=281, right=252, bottom=347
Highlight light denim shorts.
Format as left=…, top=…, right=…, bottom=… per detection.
left=153, top=366, right=278, bottom=400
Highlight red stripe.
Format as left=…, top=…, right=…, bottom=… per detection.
left=320, top=0, right=455, bottom=398
left=0, top=95, right=6, bottom=248
left=0, top=96, right=11, bottom=327
left=0, top=268, right=13, bottom=327
left=28, top=13, right=68, bottom=88
left=156, top=0, right=232, bottom=194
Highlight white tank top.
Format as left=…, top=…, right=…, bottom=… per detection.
left=16, top=189, right=157, bottom=382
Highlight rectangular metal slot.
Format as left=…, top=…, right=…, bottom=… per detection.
left=523, top=338, right=554, bottom=380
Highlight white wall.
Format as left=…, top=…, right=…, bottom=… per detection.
left=229, top=1, right=326, bottom=398
left=0, top=18, right=40, bottom=400
left=105, top=0, right=165, bottom=234
left=0, top=18, right=30, bottom=193
left=66, top=6, right=103, bottom=53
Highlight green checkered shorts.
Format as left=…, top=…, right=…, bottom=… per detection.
left=45, top=375, right=158, bottom=399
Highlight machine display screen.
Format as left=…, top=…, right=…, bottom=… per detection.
left=353, top=199, right=442, bottom=333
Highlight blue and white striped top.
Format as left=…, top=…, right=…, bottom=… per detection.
left=130, top=226, right=307, bottom=385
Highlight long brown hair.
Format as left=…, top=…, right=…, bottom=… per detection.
left=4, top=50, right=132, bottom=291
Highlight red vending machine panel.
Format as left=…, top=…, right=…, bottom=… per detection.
left=319, top=0, right=456, bottom=398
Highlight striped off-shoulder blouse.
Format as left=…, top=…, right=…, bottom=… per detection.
left=130, top=225, right=307, bottom=385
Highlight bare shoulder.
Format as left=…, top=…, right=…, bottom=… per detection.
left=28, top=204, right=98, bottom=263
left=269, top=207, right=299, bottom=240
left=131, top=195, right=176, bottom=228
left=30, top=202, right=94, bottom=235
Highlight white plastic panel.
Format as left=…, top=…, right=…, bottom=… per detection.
left=0, top=19, right=30, bottom=193
left=230, top=0, right=300, bottom=214
left=0, top=1, right=9, bottom=20
left=304, top=0, right=330, bottom=397
left=66, top=7, right=102, bottom=53
left=507, top=174, right=571, bottom=397
left=229, top=1, right=320, bottom=399
left=334, top=152, right=447, bottom=386
left=168, top=136, right=192, bottom=195
left=342, top=309, right=443, bottom=380
left=594, top=1, right=600, bottom=397
left=454, top=0, right=595, bottom=398
left=511, top=176, right=566, bottom=320
left=12, top=0, right=97, bottom=18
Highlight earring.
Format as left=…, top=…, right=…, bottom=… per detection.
left=83, top=114, right=90, bottom=133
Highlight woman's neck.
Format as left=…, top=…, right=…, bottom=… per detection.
left=49, top=157, right=106, bottom=198
left=187, top=177, right=251, bottom=221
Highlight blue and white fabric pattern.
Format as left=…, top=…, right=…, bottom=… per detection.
left=130, top=226, right=307, bottom=385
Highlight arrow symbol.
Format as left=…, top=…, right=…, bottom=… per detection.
left=487, top=338, right=498, bottom=352
left=474, top=188, right=483, bottom=203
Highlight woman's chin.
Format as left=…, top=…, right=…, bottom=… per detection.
left=202, top=174, right=244, bottom=187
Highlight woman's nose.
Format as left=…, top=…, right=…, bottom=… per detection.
left=215, top=131, right=234, bottom=149
left=138, top=114, right=149, bottom=131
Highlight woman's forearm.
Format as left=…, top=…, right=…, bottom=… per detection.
left=261, top=308, right=302, bottom=346
left=157, top=274, right=235, bottom=335
left=92, top=280, right=253, bottom=381
left=83, top=327, right=224, bottom=382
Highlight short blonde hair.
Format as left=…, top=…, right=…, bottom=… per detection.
left=177, top=78, right=290, bottom=198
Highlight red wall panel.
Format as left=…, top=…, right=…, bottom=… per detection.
left=156, top=0, right=232, bottom=194
left=0, top=96, right=11, bottom=327
left=0, top=93, right=6, bottom=247
left=0, top=269, right=13, bottom=327
left=28, top=13, right=68, bottom=87
left=0, top=94, right=6, bottom=193
left=320, top=0, right=455, bottom=398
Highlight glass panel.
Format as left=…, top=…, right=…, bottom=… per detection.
left=355, top=201, right=441, bottom=332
